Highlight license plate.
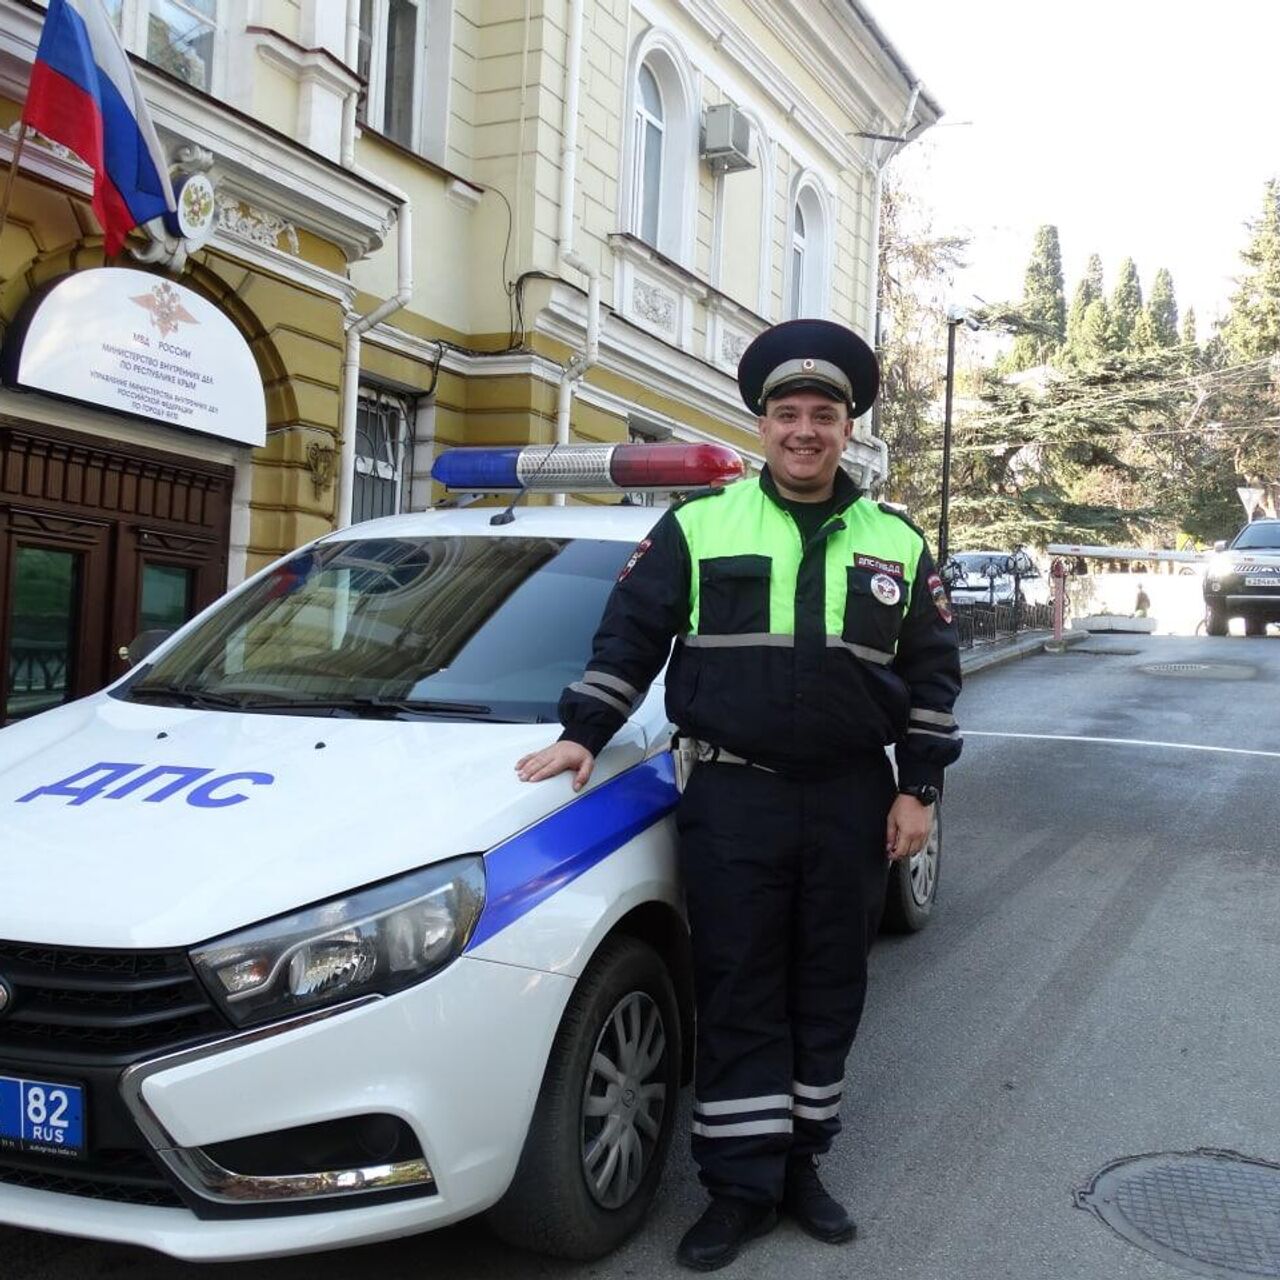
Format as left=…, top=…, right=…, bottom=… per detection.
left=0, top=1075, right=85, bottom=1158
left=1245, top=576, right=1279, bottom=587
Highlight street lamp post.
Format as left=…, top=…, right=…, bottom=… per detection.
left=938, top=314, right=959, bottom=566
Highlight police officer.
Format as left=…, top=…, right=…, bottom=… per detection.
left=517, top=318, right=962, bottom=1270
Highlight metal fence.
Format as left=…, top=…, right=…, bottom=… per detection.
left=953, top=601, right=1053, bottom=649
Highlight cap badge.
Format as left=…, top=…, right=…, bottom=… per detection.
left=871, top=573, right=901, bottom=606
left=801, top=358, right=815, bottom=371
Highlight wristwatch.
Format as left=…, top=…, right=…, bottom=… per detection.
left=898, top=783, right=939, bottom=806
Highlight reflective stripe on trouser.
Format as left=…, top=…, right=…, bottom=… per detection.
left=676, top=759, right=893, bottom=1205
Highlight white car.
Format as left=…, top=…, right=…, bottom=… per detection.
left=0, top=444, right=939, bottom=1263
left=946, top=550, right=1047, bottom=608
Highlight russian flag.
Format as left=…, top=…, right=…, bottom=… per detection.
left=22, top=0, right=176, bottom=255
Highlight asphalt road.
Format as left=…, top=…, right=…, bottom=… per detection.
left=7, top=632, right=1280, bottom=1280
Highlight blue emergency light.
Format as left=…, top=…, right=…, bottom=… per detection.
left=432, top=443, right=744, bottom=493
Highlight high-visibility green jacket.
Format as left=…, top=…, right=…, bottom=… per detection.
left=561, top=466, right=961, bottom=787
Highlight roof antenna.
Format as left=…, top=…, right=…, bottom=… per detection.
left=490, top=442, right=562, bottom=526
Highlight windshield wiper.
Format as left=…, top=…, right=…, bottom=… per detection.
left=126, top=683, right=253, bottom=711
left=228, top=694, right=499, bottom=720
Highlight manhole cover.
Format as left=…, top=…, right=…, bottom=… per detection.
left=1076, top=1149, right=1280, bottom=1278
left=1141, top=662, right=1255, bottom=680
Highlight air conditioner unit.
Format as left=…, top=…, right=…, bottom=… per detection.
left=701, top=104, right=755, bottom=174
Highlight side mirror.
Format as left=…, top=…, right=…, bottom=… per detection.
left=1213, top=540, right=1227, bottom=552
left=118, top=628, right=174, bottom=667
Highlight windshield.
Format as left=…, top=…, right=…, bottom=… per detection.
left=953, top=553, right=1009, bottom=576
left=120, top=536, right=636, bottom=721
left=1232, top=523, right=1280, bottom=551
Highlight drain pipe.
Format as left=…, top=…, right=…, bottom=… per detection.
left=550, top=0, right=600, bottom=504
left=864, top=82, right=920, bottom=337
left=335, top=0, right=414, bottom=528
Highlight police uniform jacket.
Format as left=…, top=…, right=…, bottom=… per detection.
left=560, top=466, right=962, bottom=787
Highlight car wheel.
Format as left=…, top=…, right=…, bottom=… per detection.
left=1244, top=616, right=1268, bottom=637
left=881, top=806, right=941, bottom=933
left=485, top=935, right=680, bottom=1260
left=1205, top=602, right=1228, bottom=637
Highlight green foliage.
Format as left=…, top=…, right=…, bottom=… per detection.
left=1147, top=268, right=1179, bottom=347
left=1065, top=252, right=1104, bottom=356
left=1217, top=179, right=1280, bottom=363
left=1181, top=306, right=1197, bottom=349
left=1007, top=225, right=1066, bottom=370
left=1108, top=258, right=1144, bottom=348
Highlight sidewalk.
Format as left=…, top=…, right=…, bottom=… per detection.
left=959, top=628, right=1088, bottom=677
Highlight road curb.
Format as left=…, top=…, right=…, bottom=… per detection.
left=960, top=629, right=1089, bottom=677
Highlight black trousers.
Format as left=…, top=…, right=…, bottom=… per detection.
left=676, top=757, right=893, bottom=1205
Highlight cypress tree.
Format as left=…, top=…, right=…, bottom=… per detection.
left=1080, top=298, right=1113, bottom=358
left=1219, top=179, right=1280, bottom=361
left=1065, top=252, right=1104, bottom=355
left=1009, top=224, right=1067, bottom=369
left=1109, top=258, right=1144, bottom=349
left=1147, top=268, right=1179, bottom=347
left=1181, top=306, right=1197, bottom=348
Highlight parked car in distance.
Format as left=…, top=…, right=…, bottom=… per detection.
left=945, top=550, right=1048, bottom=608
left=1204, top=518, right=1280, bottom=636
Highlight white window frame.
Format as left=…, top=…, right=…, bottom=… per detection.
left=784, top=174, right=833, bottom=320
left=620, top=30, right=698, bottom=266
left=359, top=0, right=425, bottom=151
left=633, top=65, right=665, bottom=249
left=110, top=0, right=225, bottom=98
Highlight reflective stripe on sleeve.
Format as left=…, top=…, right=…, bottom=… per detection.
left=908, top=726, right=959, bottom=740
left=910, top=708, right=957, bottom=727
left=694, top=1094, right=793, bottom=1117
left=584, top=670, right=640, bottom=702
left=690, top=1118, right=794, bottom=1139
left=792, top=1080, right=843, bottom=1100
left=568, top=682, right=632, bottom=717
left=793, top=1101, right=842, bottom=1121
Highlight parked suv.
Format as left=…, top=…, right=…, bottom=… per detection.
left=946, top=550, right=1047, bottom=609
left=1204, top=518, right=1280, bottom=636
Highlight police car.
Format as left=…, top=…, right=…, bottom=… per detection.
left=0, top=444, right=940, bottom=1262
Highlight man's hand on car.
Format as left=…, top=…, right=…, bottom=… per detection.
left=885, top=793, right=932, bottom=861
left=516, top=741, right=596, bottom=791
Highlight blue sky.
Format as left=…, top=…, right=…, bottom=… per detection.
left=875, top=0, right=1280, bottom=335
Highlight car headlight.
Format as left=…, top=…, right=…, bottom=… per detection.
left=191, top=856, right=486, bottom=1027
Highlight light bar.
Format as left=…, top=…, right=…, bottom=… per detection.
left=431, top=443, right=744, bottom=493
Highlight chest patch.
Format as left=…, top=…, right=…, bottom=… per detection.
left=855, top=553, right=904, bottom=578
left=870, top=573, right=902, bottom=606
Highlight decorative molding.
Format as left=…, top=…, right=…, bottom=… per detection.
left=307, top=442, right=336, bottom=497
left=0, top=122, right=93, bottom=196
left=214, top=192, right=301, bottom=256
left=445, top=179, right=483, bottom=213
left=609, top=233, right=707, bottom=351
left=633, top=281, right=678, bottom=335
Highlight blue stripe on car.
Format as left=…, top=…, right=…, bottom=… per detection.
left=467, top=753, right=679, bottom=950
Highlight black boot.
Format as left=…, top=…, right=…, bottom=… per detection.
left=676, top=1196, right=778, bottom=1271
left=782, top=1156, right=855, bottom=1243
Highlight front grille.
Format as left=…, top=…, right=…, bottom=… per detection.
left=0, top=940, right=228, bottom=1057
left=0, top=939, right=232, bottom=1212
left=0, top=1147, right=183, bottom=1207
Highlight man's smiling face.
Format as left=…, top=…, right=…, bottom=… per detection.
left=757, top=389, right=854, bottom=501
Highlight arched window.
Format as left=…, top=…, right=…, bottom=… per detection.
left=621, top=34, right=696, bottom=264
left=634, top=65, right=665, bottom=248
left=786, top=178, right=830, bottom=319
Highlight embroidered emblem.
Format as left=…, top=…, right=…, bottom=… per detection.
left=928, top=572, right=953, bottom=623
left=618, top=538, right=652, bottom=581
left=855, top=553, right=905, bottom=578
left=870, top=573, right=901, bottom=606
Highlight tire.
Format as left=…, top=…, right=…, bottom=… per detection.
left=881, top=806, right=941, bottom=933
left=1244, top=616, right=1267, bottom=637
left=485, top=935, right=680, bottom=1260
left=1205, top=602, right=1228, bottom=637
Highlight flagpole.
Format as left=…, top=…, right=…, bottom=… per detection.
left=0, top=121, right=30, bottom=247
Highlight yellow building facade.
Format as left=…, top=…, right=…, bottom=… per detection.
left=0, top=0, right=936, bottom=722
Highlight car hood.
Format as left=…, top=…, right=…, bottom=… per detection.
left=0, top=696, right=651, bottom=949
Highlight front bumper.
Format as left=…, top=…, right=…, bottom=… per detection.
left=0, top=955, right=572, bottom=1261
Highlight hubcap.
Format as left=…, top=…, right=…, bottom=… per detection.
left=579, top=990, right=668, bottom=1209
left=908, top=820, right=939, bottom=907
